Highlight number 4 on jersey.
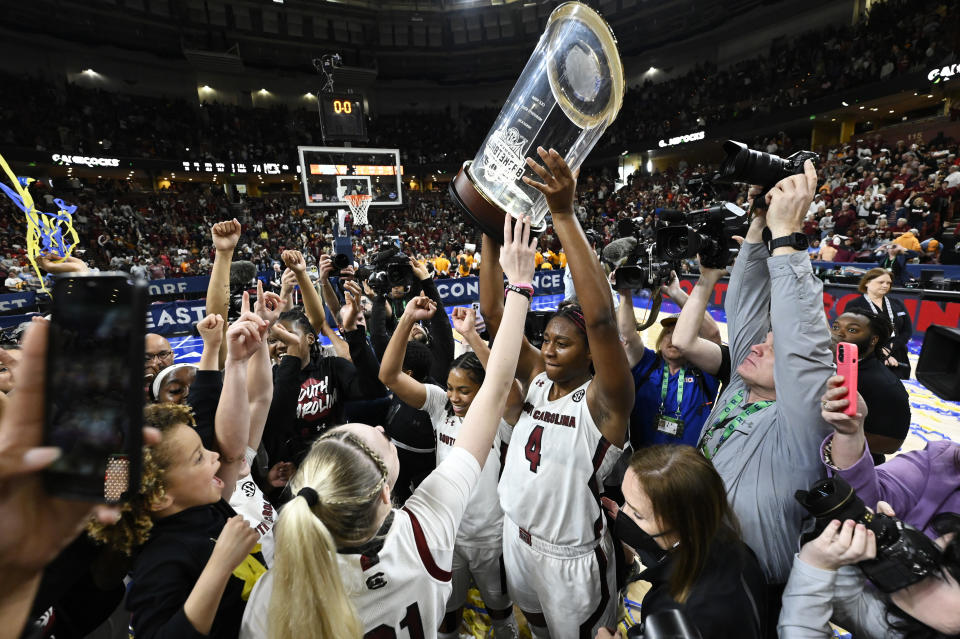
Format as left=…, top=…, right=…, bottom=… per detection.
left=524, top=425, right=544, bottom=473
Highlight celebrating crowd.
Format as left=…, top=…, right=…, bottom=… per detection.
left=2, top=148, right=959, bottom=639
left=3, top=131, right=958, bottom=297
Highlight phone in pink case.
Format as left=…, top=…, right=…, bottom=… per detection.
left=836, top=342, right=859, bottom=417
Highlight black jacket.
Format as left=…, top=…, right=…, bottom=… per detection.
left=262, top=327, right=386, bottom=463
left=844, top=294, right=913, bottom=376
left=636, top=531, right=767, bottom=639
left=857, top=350, right=911, bottom=464
left=369, top=277, right=455, bottom=383
left=126, top=501, right=264, bottom=639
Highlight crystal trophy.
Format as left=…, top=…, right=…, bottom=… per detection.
left=450, top=1, right=624, bottom=243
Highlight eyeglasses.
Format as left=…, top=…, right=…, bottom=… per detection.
left=144, top=350, right=173, bottom=363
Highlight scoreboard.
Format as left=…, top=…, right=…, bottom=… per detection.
left=318, top=93, right=367, bottom=142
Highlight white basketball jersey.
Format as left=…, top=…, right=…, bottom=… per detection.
left=241, top=447, right=480, bottom=639
left=421, top=385, right=505, bottom=548
left=499, top=374, right=622, bottom=547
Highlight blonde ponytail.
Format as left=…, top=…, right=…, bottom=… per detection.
left=269, top=496, right=362, bottom=639
left=267, top=430, right=389, bottom=639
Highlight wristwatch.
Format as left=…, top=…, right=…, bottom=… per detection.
left=767, top=232, right=809, bottom=253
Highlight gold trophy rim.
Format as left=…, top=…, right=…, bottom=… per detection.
left=546, top=1, right=625, bottom=130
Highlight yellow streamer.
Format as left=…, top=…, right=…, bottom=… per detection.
left=0, top=152, right=79, bottom=293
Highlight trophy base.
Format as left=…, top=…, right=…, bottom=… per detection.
left=450, top=161, right=509, bottom=245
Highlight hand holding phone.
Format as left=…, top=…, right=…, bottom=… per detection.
left=43, top=273, right=146, bottom=503
left=835, top=342, right=859, bottom=417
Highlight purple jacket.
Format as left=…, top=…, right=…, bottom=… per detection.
left=820, top=434, right=960, bottom=539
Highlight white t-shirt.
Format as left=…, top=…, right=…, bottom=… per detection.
left=240, top=447, right=481, bottom=638
left=499, top=374, right=622, bottom=546
left=420, top=384, right=505, bottom=548
left=229, top=449, right=276, bottom=566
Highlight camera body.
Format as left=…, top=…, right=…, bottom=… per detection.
left=654, top=203, right=748, bottom=269
left=796, top=476, right=942, bottom=593
left=366, top=244, right=413, bottom=296
left=608, top=203, right=747, bottom=289
left=719, top=140, right=819, bottom=189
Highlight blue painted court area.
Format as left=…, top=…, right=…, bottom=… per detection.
left=169, top=293, right=958, bottom=446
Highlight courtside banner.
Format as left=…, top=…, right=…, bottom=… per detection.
left=147, top=276, right=209, bottom=297
left=433, top=272, right=565, bottom=305
left=0, top=290, right=36, bottom=313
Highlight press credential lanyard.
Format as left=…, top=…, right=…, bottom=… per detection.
left=659, top=364, right=684, bottom=418
left=699, top=390, right=774, bottom=460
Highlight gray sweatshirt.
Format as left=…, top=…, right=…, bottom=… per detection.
left=697, top=243, right=835, bottom=584
left=778, top=558, right=897, bottom=638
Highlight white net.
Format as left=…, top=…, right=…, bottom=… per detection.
left=344, top=193, right=372, bottom=226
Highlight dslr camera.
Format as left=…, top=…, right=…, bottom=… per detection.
left=365, top=243, right=413, bottom=296
left=605, top=203, right=747, bottom=290
left=796, top=476, right=942, bottom=593
left=719, top=140, right=818, bottom=189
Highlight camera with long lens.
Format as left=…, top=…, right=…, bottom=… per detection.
left=366, top=244, right=413, bottom=297
left=796, top=476, right=942, bottom=593
left=719, top=140, right=818, bottom=189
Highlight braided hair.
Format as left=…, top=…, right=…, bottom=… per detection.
left=267, top=426, right=392, bottom=639
left=277, top=308, right=322, bottom=363
left=550, top=303, right=589, bottom=345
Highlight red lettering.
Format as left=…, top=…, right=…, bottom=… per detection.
left=902, top=298, right=919, bottom=325
left=822, top=291, right=835, bottom=318
left=524, top=425, right=544, bottom=473
left=914, top=300, right=960, bottom=333
left=713, top=282, right=728, bottom=306
left=833, top=293, right=860, bottom=317
left=679, top=279, right=694, bottom=295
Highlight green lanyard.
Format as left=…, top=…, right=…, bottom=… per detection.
left=659, top=364, right=685, bottom=419
left=698, top=390, right=774, bottom=460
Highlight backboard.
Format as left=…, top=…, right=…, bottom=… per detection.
left=297, top=146, right=403, bottom=209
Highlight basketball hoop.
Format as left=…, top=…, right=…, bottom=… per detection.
left=343, top=193, right=372, bottom=226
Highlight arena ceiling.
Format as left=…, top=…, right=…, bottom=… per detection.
left=11, top=0, right=821, bottom=83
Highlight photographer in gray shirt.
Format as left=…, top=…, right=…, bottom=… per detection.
left=696, top=160, right=834, bottom=628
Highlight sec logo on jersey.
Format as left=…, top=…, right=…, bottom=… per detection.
left=572, top=389, right=585, bottom=402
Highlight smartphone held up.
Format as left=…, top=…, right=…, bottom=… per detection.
left=43, top=273, right=146, bottom=503
left=835, top=341, right=859, bottom=417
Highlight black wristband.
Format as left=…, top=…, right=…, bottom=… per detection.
left=504, top=283, right=532, bottom=300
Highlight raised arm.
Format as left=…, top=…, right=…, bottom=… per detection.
left=337, top=280, right=387, bottom=400
left=377, top=295, right=432, bottom=410
left=196, top=314, right=225, bottom=372
left=766, top=161, right=835, bottom=447
left=661, top=270, right=721, bottom=344
left=524, top=148, right=633, bottom=446
left=451, top=307, right=490, bottom=366
left=478, top=233, right=542, bottom=383
left=413, top=259, right=455, bottom=370
left=214, top=296, right=269, bottom=500
left=206, top=219, right=242, bottom=369
left=248, top=283, right=283, bottom=451
left=725, top=194, right=772, bottom=373
left=282, top=250, right=327, bottom=337
left=615, top=282, right=645, bottom=368
left=478, top=234, right=505, bottom=337
left=317, top=255, right=343, bottom=325
left=453, top=305, right=527, bottom=426
left=456, top=215, right=535, bottom=465
left=670, top=267, right=725, bottom=376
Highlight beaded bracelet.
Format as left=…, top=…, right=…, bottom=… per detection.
left=504, top=283, right=533, bottom=300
